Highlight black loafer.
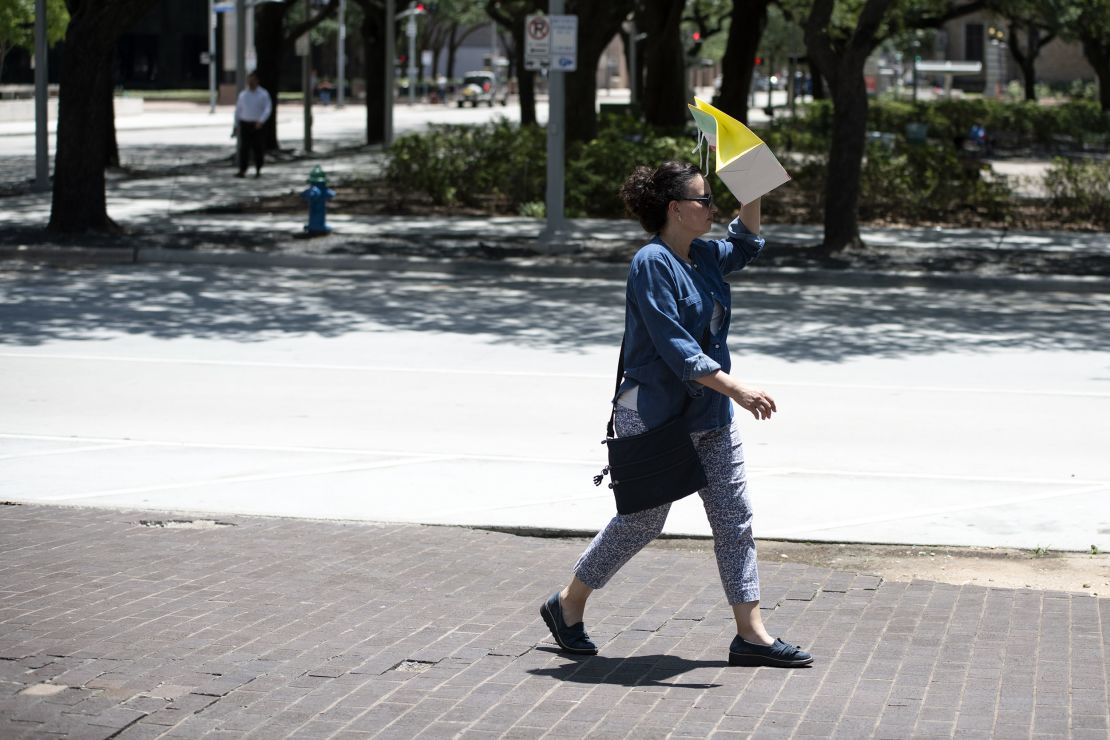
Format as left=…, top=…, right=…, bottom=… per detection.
left=728, top=635, right=812, bottom=667
left=540, top=592, right=598, bottom=655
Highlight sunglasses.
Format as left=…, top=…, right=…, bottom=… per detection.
left=680, top=195, right=714, bottom=208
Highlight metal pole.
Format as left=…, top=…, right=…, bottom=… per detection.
left=208, top=0, right=217, bottom=113
left=766, top=57, right=773, bottom=110
left=539, top=0, right=565, bottom=249
left=235, top=0, right=246, bottom=93
left=337, top=0, right=346, bottom=107
left=303, top=0, right=312, bottom=152
left=34, top=0, right=48, bottom=191
left=787, top=55, right=796, bottom=117
left=385, top=0, right=395, bottom=144
left=628, top=19, right=637, bottom=108
left=406, top=3, right=416, bottom=104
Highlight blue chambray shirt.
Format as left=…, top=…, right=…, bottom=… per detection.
left=616, top=216, right=766, bottom=433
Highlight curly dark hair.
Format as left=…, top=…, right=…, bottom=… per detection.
left=618, top=160, right=702, bottom=233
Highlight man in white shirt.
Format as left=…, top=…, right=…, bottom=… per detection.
left=234, top=72, right=273, bottom=178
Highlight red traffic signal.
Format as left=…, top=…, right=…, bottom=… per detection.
left=692, top=31, right=701, bottom=42
left=414, top=2, right=425, bottom=11
left=754, top=56, right=763, bottom=65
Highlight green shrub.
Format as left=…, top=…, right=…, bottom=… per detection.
left=518, top=201, right=545, bottom=218
left=1068, top=79, right=1098, bottom=102
left=383, top=112, right=1025, bottom=225
left=385, top=119, right=545, bottom=208
left=773, top=98, right=1110, bottom=152
left=1043, top=157, right=1110, bottom=226
left=564, top=116, right=692, bottom=217
left=385, top=125, right=467, bottom=205
left=385, top=114, right=716, bottom=219
left=860, top=139, right=1012, bottom=222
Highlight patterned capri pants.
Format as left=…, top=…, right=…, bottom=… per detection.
left=573, top=405, right=760, bottom=604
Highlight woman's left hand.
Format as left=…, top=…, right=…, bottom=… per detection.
left=733, top=385, right=777, bottom=420
left=695, top=371, right=778, bottom=421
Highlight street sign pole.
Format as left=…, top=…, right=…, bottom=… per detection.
left=235, top=0, right=246, bottom=93
left=537, top=4, right=576, bottom=252
left=539, top=63, right=565, bottom=248
left=34, top=0, right=48, bottom=192
left=406, top=3, right=417, bottom=105
left=208, top=0, right=217, bottom=113
left=302, top=0, right=312, bottom=153
left=628, top=18, right=638, bottom=109
left=384, top=0, right=394, bottom=145
left=337, top=0, right=346, bottom=108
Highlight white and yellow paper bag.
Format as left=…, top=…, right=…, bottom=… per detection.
left=688, top=97, right=791, bottom=204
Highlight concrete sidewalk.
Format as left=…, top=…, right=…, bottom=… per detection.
left=1, top=504, right=1106, bottom=739
left=2, top=116, right=1104, bottom=281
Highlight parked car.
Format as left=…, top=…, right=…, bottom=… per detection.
left=457, top=71, right=508, bottom=107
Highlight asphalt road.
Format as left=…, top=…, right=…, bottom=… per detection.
left=1, top=262, right=1107, bottom=551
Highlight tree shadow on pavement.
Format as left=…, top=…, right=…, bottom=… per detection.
left=1, top=263, right=1109, bottom=361
left=528, top=651, right=727, bottom=688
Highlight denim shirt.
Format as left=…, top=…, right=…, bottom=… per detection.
left=616, top=216, right=765, bottom=433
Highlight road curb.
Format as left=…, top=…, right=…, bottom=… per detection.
left=0, top=244, right=136, bottom=265
left=4, top=243, right=1108, bottom=293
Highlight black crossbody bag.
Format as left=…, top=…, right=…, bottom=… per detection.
left=593, top=337, right=708, bottom=515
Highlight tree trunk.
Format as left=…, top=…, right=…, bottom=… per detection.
left=486, top=2, right=539, bottom=125
left=714, top=0, right=770, bottom=124
left=509, top=22, right=535, bottom=125
left=51, top=48, right=115, bottom=231
left=1023, top=26, right=1037, bottom=101
left=1021, top=57, right=1036, bottom=101
left=1008, top=24, right=1038, bottom=101
left=638, top=0, right=687, bottom=128
left=1080, top=34, right=1110, bottom=112
left=256, top=4, right=286, bottom=151
left=618, top=28, right=644, bottom=106
left=49, top=0, right=158, bottom=234
left=361, top=2, right=385, bottom=144
left=499, top=29, right=514, bottom=77
left=447, top=25, right=458, bottom=79
left=804, top=0, right=894, bottom=253
left=103, top=57, right=120, bottom=168
left=822, top=67, right=868, bottom=252
left=564, top=0, right=632, bottom=143
left=809, top=58, right=826, bottom=99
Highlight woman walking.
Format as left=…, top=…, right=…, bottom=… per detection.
left=540, top=161, right=812, bottom=668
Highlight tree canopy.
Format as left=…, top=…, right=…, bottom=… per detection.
left=0, top=0, right=69, bottom=80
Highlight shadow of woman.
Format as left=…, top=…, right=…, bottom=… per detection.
left=527, top=649, right=727, bottom=688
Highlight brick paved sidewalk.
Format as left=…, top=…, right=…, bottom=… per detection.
left=1, top=505, right=1106, bottom=739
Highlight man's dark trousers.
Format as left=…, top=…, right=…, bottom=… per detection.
left=238, top=123, right=265, bottom=175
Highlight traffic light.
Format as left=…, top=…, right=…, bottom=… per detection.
left=754, top=56, right=763, bottom=66
left=414, top=2, right=425, bottom=11
left=688, top=30, right=703, bottom=58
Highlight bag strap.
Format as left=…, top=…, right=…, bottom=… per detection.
left=606, top=336, right=627, bottom=439
left=606, top=333, right=697, bottom=439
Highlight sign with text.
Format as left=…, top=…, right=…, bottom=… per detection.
left=549, top=15, right=577, bottom=72
left=524, top=14, right=551, bottom=71
left=524, top=14, right=576, bottom=71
